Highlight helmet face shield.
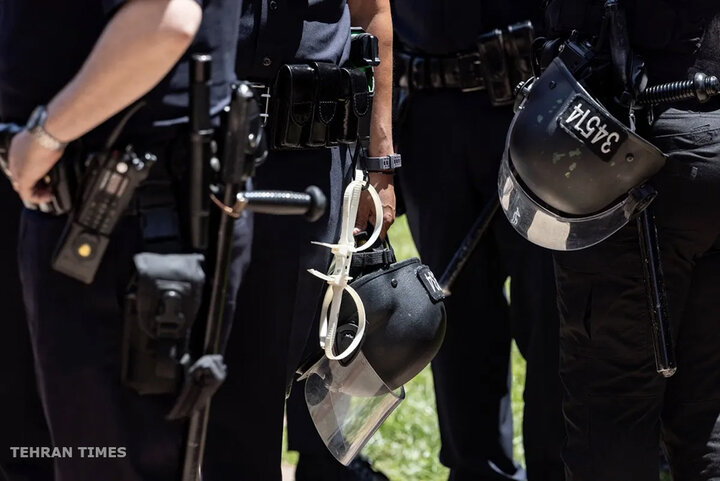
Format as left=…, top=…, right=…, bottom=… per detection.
left=304, top=353, right=405, bottom=466
left=499, top=154, right=654, bottom=250
left=499, top=57, right=666, bottom=251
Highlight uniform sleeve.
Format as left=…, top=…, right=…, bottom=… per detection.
left=101, top=0, right=203, bottom=17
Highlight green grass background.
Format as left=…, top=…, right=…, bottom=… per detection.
left=283, top=215, right=528, bottom=481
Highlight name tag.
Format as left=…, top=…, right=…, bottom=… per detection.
left=559, top=96, right=628, bottom=162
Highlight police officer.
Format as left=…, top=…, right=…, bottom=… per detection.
left=540, top=1, right=720, bottom=480
left=390, top=1, right=565, bottom=480
left=203, top=1, right=397, bottom=480
left=0, top=184, right=52, bottom=481
left=1, top=1, right=246, bottom=479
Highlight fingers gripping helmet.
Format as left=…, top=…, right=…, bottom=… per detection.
left=300, top=252, right=446, bottom=465
left=498, top=56, right=667, bottom=251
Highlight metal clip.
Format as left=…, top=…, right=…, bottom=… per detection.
left=210, top=193, right=245, bottom=218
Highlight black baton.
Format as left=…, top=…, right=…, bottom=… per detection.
left=637, top=210, right=676, bottom=377
left=439, top=198, right=500, bottom=295
left=189, top=54, right=213, bottom=251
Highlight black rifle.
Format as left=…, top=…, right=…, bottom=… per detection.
left=174, top=57, right=326, bottom=481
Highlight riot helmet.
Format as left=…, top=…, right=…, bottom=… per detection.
left=498, top=54, right=666, bottom=251
left=299, top=247, right=446, bottom=465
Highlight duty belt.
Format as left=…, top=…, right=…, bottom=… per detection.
left=395, top=50, right=485, bottom=93
left=395, top=21, right=536, bottom=107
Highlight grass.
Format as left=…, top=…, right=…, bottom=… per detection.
left=283, top=215, right=528, bottom=481
left=362, top=344, right=527, bottom=481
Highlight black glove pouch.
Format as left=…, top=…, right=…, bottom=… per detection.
left=477, top=30, right=514, bottom=106
left=332, top=67, right=372, bottom=145
left=307, top=62, right=342, bottom=147
left=122, top=253, right=205, bottom=395
left=270, top=63, right=373, bottom=149
left=270, top=64, right=316, bottom=149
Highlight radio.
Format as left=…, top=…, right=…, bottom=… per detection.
left=52, top=146, right=156, bottom=284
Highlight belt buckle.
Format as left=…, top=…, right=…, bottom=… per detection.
left=428, top=58, right=444, bottom=89
left=249, top=82, right=271, bottom=127
left=396, top=52, right=412, bottom=89
left=410, top=57, right=426, bottom=91
left=456, top=52, right=485, bottom=93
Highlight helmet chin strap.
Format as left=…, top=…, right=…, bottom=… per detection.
left=308, top=169, right=383, bottom=361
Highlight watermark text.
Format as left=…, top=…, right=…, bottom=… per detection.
left=9, top=446, right=127, bottom=458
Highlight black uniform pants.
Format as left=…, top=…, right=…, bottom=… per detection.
left=16, top=162, right=252, bottom=481
left=397, top=90, right=565, bottom=481
left=203, top=146, right=352, bottom=481
left=554, top=107, right=720, bottom=481
left=0, top=182, right=52, bottom=481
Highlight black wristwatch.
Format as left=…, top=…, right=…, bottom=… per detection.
left=26, top=106, right=67, bottom=152
left=358, top=152, right=402, bottom=172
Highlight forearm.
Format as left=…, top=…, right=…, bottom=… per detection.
left=44, top=0, right=202, bottom=143
left=349, top=0, right=394, bottom=156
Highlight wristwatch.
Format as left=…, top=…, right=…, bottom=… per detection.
left=358, top=152, right=402, bottom=172
left=26, top=106, right=67, bottom=151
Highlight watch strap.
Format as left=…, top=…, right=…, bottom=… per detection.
left=27, top=106, right=67, bottom=151
left=359, top=152, right=402, bottom=172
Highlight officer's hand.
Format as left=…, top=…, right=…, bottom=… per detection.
left=8, top=130, right=62, bottom=205
left=355, top=172, right=396, bottom=240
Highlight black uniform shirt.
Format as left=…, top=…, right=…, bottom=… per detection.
left=390, top=0, right=543, bottom=56
left=236, top=0, right=352, bottom=82
left=0, top=0, right=240, bottom=141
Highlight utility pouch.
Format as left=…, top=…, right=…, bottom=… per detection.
left=307, top=62, right=343, bottom=148
left=349, top=27, right=380, bottom=68
left=270, top=64, right=316, bottom=149
left=477, top=30, right=515, bottom=106
left=122, top=253, right=205, bottom=396
left=333, top=68, right=372, bottom=145
left=506, top=21, right=536, bottom=91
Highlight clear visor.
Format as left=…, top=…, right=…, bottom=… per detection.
left=303, top=352, right=405, bottom=465
left=498, top=153, right=649, bottom=251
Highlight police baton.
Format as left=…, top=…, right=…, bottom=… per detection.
left=438, top=198, right=499, bottom=295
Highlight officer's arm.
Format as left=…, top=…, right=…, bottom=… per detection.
left=44, top=0, right=202, bottom=143
left=348, top=0, right=397, bottom=238
left=348, top=0, right=394, bottom=157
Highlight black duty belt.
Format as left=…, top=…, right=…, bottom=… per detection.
left=395, top=21, right=536, bottom=107
left=395, top=51, right=485, bottom=93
